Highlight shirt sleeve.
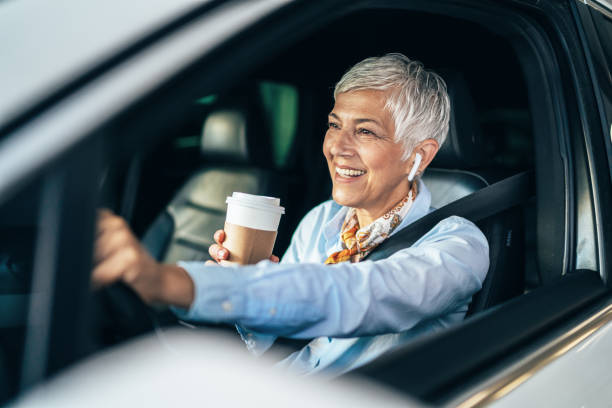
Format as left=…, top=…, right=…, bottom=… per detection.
left=174, top=216, right=489, bottom=339
left=226, top=208, right=311, bottom=355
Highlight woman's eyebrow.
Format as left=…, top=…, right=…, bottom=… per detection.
left=355, top=118, right=383, bottom=127
left=328, top=113, right=382, bottom=127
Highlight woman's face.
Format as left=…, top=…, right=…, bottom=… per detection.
left=323, top=89, right=413, bottom=220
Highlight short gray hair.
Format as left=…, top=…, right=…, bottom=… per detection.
left=334, top=53, right=450, bottom=161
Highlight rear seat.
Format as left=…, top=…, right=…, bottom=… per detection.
left=142, top=91, right=286, bottom=263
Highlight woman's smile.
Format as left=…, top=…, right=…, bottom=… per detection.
left=334, top=165, right=367, bottom=179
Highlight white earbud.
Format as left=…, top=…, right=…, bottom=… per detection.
left=407, top=153, right=422, bottom=182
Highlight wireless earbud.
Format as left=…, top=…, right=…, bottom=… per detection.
left=407, top=153, right=422, bottom=182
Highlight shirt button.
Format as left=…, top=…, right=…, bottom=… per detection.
left=269, top=307, right=277, bottom=316
left=221, top=301, right=232, bottom=312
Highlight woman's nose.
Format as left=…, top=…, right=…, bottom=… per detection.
left=328, top=129, right=353, bottom=157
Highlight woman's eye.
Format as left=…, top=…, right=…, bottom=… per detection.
left=358, top=128, right=377, bottom=137
left=328, top=122, right=340, bottom=129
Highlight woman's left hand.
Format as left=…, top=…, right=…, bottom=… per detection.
left=206, top=229, right=279, bottom=266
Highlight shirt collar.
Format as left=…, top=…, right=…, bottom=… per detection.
left=389, top=178, right=431, bottom=237
left=323, top=178, right=432, bottom=245
left=323, top=202, right=348, bottom=244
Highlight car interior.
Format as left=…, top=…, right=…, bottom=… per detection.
left=0, top=1, right=606, bottom=405
left=134, top=12, right=532, bottom=262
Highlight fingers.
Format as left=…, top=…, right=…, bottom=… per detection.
left=91, top=246, right=136, bottom=288
left=97, top=208, right=114, bottom=218
left=96, top=209, right=127, bottom=239
left=94, top=224, right=131, bottom=264
left=208, top=243, right=229, bottom=262
left=94, top=212, right=136, bottom=262
left=208, top=230, right=229, bottom=264
left=92, top=211, right=139, bottom=286
left=270, top=255, right=280, bottom=263
left=91, top=210, right=165, bottom=304
left=214, top=230, right=226, bottom=245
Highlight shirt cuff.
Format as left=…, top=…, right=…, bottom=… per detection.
left=235, top=324, right=277, bottom=356
left=169, top=260, right=246, bottom=322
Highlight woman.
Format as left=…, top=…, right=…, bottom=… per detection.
left=93, top=53, right=489, bottom=376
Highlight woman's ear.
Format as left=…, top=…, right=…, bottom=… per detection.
left=406, top=139, right=440, bottom=177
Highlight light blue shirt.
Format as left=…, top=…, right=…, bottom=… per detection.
left=174, top=179, right=489, bottom=376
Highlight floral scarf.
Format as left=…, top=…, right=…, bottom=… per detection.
left=324, top=182, right=417, bottom=264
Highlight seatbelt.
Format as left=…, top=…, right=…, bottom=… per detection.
left=269, top=171, right=534, bottom=358
left=364, top=170, right=534, bottom=261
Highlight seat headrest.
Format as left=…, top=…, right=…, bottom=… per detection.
left=199, top=87, right=273, bottom=167
left=430, top=71, right=484, bottom=169
left=200, top=109, right=248, bottom=161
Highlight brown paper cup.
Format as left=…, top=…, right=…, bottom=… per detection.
left=223, top=193, right=285, bottom=265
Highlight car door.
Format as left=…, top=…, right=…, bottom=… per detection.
left=476, top=3, right=612, bottom=406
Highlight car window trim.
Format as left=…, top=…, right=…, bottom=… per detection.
left=571, top=1, right=612, bottom=283
left=19, top=138, right=102, bottom=389
left=577, top=0, right=612, bottom=19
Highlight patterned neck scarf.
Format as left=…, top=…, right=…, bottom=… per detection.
left=324, top=182, right=418, bottom=264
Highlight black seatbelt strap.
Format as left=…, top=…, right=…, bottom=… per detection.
left=269, top=171, right=533, bottom=357
left=365, top=170, right=534, bottom=261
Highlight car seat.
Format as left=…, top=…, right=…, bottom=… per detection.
left=422, top=71, right=525, bottom=315
left=142, top=89, right=287, bottom=264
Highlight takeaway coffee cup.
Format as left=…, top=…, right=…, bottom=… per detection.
left=223, top=193, right=285, bottom=265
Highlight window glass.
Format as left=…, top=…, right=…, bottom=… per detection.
left=258, top=81, right=299, bottom=168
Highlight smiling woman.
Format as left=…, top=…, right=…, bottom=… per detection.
left=323, top=54, right=448, bottom=227
left=92, top=53, right=489, bottom=376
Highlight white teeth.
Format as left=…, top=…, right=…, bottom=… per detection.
left=336, top=167, right=365, bottom=177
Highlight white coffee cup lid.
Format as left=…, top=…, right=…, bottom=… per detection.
left=226, top=192, right=285, bottom=214
left=225, top=192, right=285, bottom=231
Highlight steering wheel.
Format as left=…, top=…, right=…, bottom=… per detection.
left=93, top=159, right=238, bottom=345
left=93, top=282, right=170, bottom=344
left=93, top=159, right=180, bottom=345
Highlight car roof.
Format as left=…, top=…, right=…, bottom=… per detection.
left=0, top=0, right=210, bottom=128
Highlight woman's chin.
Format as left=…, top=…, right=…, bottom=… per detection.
left=331, top=174, right=369, bottom=207
left=331, top=190, right=361, bottom=208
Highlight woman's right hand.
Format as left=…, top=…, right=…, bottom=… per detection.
left=207, top=229, right=280, bottom=265
left=93, top=209, right=194, bottom=308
